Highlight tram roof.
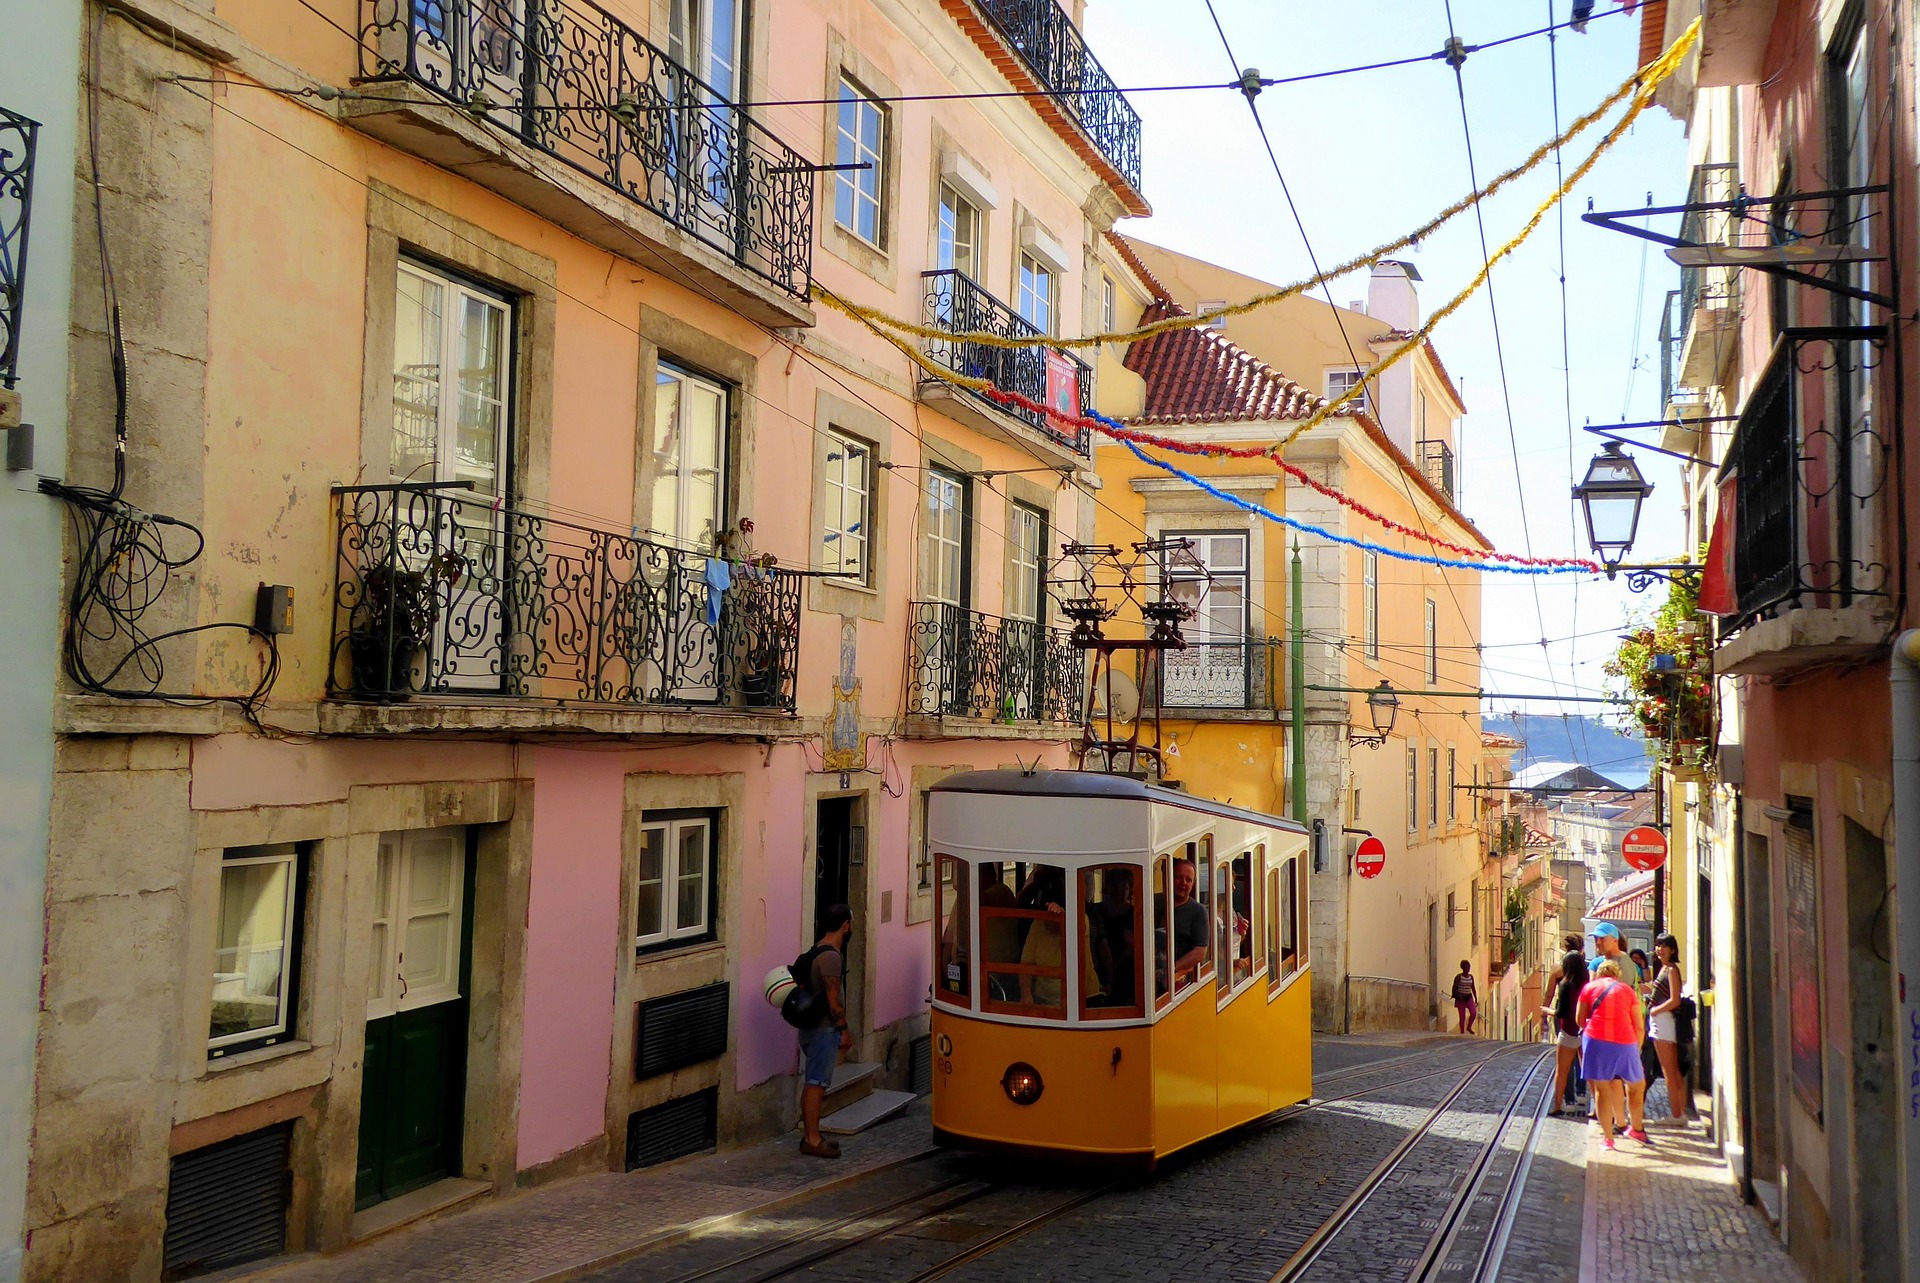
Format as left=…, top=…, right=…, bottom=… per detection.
left=929, top=769, right=1307, bottom=836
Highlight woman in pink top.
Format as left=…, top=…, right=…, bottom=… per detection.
left=1577, top=957, right=1648, bottom=1148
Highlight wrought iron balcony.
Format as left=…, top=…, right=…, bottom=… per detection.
left=1143, top=638, right=1282, bottom=712
left=920, top=269, right=1092, bottom=455
left=330, top=483, right=801, bottom=712
left=975, top=0, right=1142, bottom=190
left=1417, top=440, right=1455, bottom=503
left=1, top=105, right=38, bottom=390
left=360, top=0, right=813, bottom=297
left=908, top=600, right=1084, bottom=723
left=1719, top=329, right=1891, bottom=631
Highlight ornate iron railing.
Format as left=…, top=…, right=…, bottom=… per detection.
left=1720, top=328, right=1892, bottom=629
left=330, top=482, right=801, bottom=711
left=920, top=269, right=1092, bottom=455
left=1417, top=439, right=1455, bottom=502
left=1676, top=162, right=1737, bottom=335
left=360, top=0, right=813, bottom=296
left=908, top=600, right=1083, bottom=723
left=974, top=0, right=1141, bottom=190
left=1143, top=638, right=1280, bottom=711
left=0, top=106, right=39, bottom=389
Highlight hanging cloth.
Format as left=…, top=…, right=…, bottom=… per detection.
left=703, top=558, right=733, bottom=627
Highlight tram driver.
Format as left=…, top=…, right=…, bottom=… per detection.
left=1171, top=857, right=1210, bottom=988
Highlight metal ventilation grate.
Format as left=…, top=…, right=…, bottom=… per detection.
left=626, top=1089, right=718, bottom=1170
left=634, top=981, right=730, bottom=1080
left=907, top=1034, right=933, bottom=1095
left=162, top=1122, right=291, bottom=1279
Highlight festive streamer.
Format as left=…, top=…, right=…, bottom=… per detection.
left=812, top=18, right=1700, bottom=356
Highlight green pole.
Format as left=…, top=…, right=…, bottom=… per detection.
left=1291, top=542, right=1307, bottom=823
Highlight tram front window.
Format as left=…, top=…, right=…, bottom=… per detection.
left=979, top=861, right=1068, bottom=1015
left=936, top=854, right=970, bottom=1004
left=1081, top=865, right=1143, bottom=1018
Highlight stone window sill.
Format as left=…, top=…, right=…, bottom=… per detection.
left=205, top=1039, right=315, bottom=1075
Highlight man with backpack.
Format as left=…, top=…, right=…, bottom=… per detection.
left=796, top=904, right=854, bottom=1158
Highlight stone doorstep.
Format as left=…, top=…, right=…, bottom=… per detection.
left=821, top=1090, right=916, bottom=1136
left=821, top=1060, right=882, bottom=1113
left=349, top=1177, right=491, bottom=1244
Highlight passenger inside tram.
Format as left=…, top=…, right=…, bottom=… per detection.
left=1084, top=866, right=1138, bottom=1008
left=937, top=856, right=970, bottom=1000
left=1170, top=856, right=1209, bottom=989
left=978, top=862, right=1021, bottom=1002
left=1017, top=866, right=1069, bottom=1008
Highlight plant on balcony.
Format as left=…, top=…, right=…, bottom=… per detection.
left=1602, top=572, right=1713, bottom=770
left=348, top=551, right=465, bottom=698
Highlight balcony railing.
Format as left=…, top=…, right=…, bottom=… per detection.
left=920, top=269, right=1093, bottom=455
left=1143, top=639, right=1281, bottom=711
left=1677, top=162, right=1738, bottom=326
left=361, top=0, right=813, bottom=296
left=908, top=600, right=1084, bottom=723
left=330, top=483, right=801, bottom=712
left=1719, top=330, right=1891, bottom=629
left=975, top=0, right=1142, bottom=190
left=1417, top=439, right=1455, bottom=502
left=1, top=105, right=38, bottom=390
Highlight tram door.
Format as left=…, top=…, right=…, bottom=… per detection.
left=815, top=797, right=866, bottom=1039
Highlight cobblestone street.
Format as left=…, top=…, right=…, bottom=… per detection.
left=220, top=1037, right=1808, bottom=1283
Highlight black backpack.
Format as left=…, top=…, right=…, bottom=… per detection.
left=779, top=944, right=836, bottom=1030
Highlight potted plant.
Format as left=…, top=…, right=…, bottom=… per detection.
left=348, top=551, right=464, bottom=698
left=1603, top=574, right=1714, bottom=768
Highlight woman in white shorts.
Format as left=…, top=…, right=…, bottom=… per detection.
left=1646, top=933, right=1688, bottom=1123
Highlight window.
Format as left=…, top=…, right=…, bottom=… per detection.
left=1407, top=746, right=1419, bottom=833
left=1167, top=532, right=1248, bottom=643
left=1007, top=503, right=1047, bottom=624
left=1326, top=367, right=1374, bottom=415
left=1446, top=890, right=1457, bottom=936
left=834, top=78, right=885, bottom=245
left=935, top=854, right=971, bottom=1006
left=1429, top=747, right=1440, bottom=827
left=392, top=261, right=512, bottom=495
left=1197, top=299, right=1227, bottom=331
left=636, top=813, right=717, bottom=951
left=921, top=468, right=968, bottom=606
left=209, top=843, right=304, bottom=1057
left=1362, top=552, right=1379, bottom=660
left=652, top=363, right=729, bottom=551
left=368, top=828, right=465, bottom=1020
left=821, top=430, right=871, bottom=583
left=1267, top=849, right=1302, bottom=989
left=1424, top=598, right=1438, bottom=683
left=1017, top=253, right=1054, bottom=333
left=1101, top=275, right=1117, bottom=330
left=1417, top=390, right=1428, bottom=439
left=978, top=861, right=1067, bottom=1015
left=935, top=183, right=981, bottom=279
left=1220, top=847, right=1256, bottom=991
left=1081, top=865, right=1144, bottom=1018
left=1447, top=746, right=1457, bottom=823
left=1471, top=882, right=1482, bottom=945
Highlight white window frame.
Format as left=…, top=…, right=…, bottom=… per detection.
left=208, top=843, right=301, bottom=1056
left=834, top=78, right=886, bottom=246
left=1101, top=275, right=1117, bottom=330
left=1407, top=745, right=1419, bottom=834
left=1017, top=252, right=1054, bottom=334
left=1008, top=502, right=1046, bottom=624
left=1447, top=745, right=1457, bottom=823
left=1197, top=299, right=1228, bottom=331
left=936, top=182, right=982, bottom=280
left=392, top=259, right=513, bottom=495
left=1429, top=746, right=1440, bottom=827
left=652, top=362, right=730, bottom=552
left=1424, top=598, right=1438, bottom=683
left=821, top=429, right=872, bottom=585
left=922, top=468, right=968, bottom=606
left=367, top=828, right=466, bottom=1022
left=1362, top=552, right=1379, bottom=660
left=1326, top=367, right=1374, bottom=417
left=635, top=815, right=715, bottom=951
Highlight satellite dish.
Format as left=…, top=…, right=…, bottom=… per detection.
left=1089, top=669, right=1141, bottom=722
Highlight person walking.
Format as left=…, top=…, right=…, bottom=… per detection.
left=1578, top=956, right=1649, bottom=1149
left=1451, top=960, right=1479, bottom=1035
left=1541, top=941, right=1589, bottom=1115
left=1645, top=933, right=1690, bottom=1125
left=798, top=904, right=854, bottom=1159
left=1590, top=923, right=1647, bottom=1128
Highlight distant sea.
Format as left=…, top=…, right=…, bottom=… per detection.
left=1482, top=713, right=1651, bottom=790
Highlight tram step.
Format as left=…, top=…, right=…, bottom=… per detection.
left=821, top=1089, right=915, bottom=1136
left=822, top=1061, right=883, bottom=1113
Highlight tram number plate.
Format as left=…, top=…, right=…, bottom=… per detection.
left=936, top=1033, right=954, bottom=1077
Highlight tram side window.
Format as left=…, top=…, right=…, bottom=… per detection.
left=979, top=861, right=1068, bottom=1015
left=1281, top=855, right=1303, bottom=975
left=1168, top=841, right=1210, bottom=995
left=1265, top=850, right=1281, bottom=985
left=1082, top=865, right=1144, bottom=1018
left=935, top=854, right=970, bottom=1005
left=1225, top=848, right=1256, bottom=986
left=1153, top=854, right=1172, bottom=1007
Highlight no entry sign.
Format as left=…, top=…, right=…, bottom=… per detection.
left=1355, top=836, right=1387, bottom=879
left=1622, top=825, right=1669, bottom=872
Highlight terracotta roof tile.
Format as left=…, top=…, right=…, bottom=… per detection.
left=1122, top=299, right=1327, bottom=424
left=1638, top=0, right=1669, bottom=68
left=1105, top=232, right=1172, bottom=304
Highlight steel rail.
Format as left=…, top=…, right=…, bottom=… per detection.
left=1462, top=1052, right=1559, bottom=1283
left=1266, top=1045, right=1546, bottom=1283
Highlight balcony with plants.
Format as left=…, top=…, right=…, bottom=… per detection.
left=1604, top=574, right=1715, bottom=781
left=327, top=482, right=802, bottom=731
left=355, top=0, right=814, bottom=324
left=919, top=268, right=1093, bottom=461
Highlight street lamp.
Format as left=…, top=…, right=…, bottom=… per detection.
left=1350, top=680, right=1399, bottom=748
left=1572, top=443, right=1653, bottom=572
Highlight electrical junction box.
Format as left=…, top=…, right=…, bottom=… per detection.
left=254, top=584, right=295, bottom=635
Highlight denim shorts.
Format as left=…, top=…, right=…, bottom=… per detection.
left=800, top=1023, right=839, bottom=1088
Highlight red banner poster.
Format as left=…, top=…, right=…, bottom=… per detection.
left=1697, top=473, right=1738, bottom=615
left=1044, top=350, right=1079, bottom=423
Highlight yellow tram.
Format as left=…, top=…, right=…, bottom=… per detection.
left=928, top=769, right=1312, bottom=1168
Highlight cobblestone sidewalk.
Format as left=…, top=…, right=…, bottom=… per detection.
left=1579, top=1111, right=1800, bottom=1283
left=237, top=1099, right=936, bottom=1283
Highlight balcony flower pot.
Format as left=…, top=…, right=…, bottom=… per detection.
left=347, top=553, right=464, bottom=699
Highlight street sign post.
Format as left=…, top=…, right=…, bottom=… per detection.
left=1622, top=825, right=1669, bottom=871
left=1355, top=836, right=1387, bottom=879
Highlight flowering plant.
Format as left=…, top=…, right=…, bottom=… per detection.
left=1602, top=573, right=1713, bottom=762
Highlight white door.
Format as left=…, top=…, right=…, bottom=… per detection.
left=367, top=828, right=466, bottom=1021
left=918, top=470, right=968, bottom=711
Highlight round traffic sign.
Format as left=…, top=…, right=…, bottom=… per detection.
left=1355, top=836, right=1387, bottom=879
left=1622, top=825, right=1668, bottom=871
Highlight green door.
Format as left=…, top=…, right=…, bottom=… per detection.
left=355, top=828, right=474, bottom=1210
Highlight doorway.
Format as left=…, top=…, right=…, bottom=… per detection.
left=356, top=828, right=475, bottom=1209
left=1744, top=830, right=1782, bottom=1212
left=1844, top=818, right=1897, bottom=1282
left=814, top=796, right=866, bottom=1039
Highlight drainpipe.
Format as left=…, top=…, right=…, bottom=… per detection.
left=1891, top=630, right=1920, bottom=1283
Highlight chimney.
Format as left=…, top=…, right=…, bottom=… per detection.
left=1366, top=260, right=1422, bottom=331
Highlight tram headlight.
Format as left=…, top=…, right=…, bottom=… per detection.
left=1000, top=1062, right=1044, bottom=1105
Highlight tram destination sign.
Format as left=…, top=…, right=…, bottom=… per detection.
left=1354, top=836, right=1387, bottom=880
left=1622, top=825, right=1669, bottom=872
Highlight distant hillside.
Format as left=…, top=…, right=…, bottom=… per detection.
left=1483, top=713, right=1650, bottom=788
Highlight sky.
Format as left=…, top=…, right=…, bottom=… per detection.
left=1084, top=0, right=1692, bottom=724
